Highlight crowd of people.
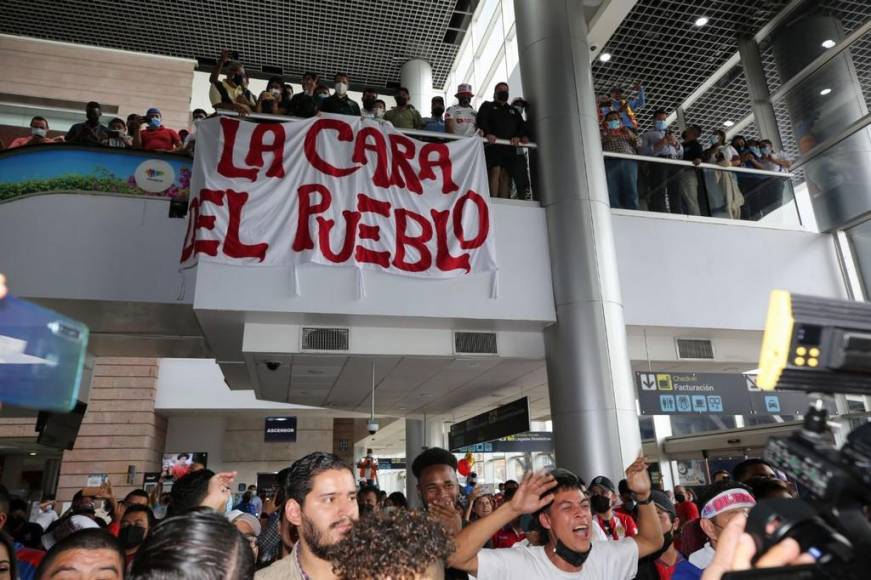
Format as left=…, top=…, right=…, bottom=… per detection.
left=597, top=85, right=793, bottom=220
left=0, top=51, right=535, bottom=201
left=0, top=444, right=812, bottom=580
left=2, top=51, right=800, bottom=215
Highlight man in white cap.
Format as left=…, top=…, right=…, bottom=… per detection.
left=672, top=481, right=756, bottom=580
left=445, top=84, right=478, bottom=137
left=229, top=509, right=262, bottom=560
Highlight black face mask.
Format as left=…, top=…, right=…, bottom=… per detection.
left=555, top=540, right=592, bottom=567
left=459, top=96, right=471, bottom=106
left=675, top=494, right=686, bottom=503
left=232, top=73, right=244, bottom=85
left=396, top=96, right=408, bottom=107
left=432, top=106, right=445, bottom=117
left=362, top=98, right=376, bottom=111
left=622, top=499, right=637, bottom=513
left=663, top=531, right=674, bottom=548
left=590, top=495, right=611, bottom=514
left=119, top=525, right=146, bottom=549
left=496, top=90, right=510, bottom=102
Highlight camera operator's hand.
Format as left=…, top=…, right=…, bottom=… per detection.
left=701, top=513, right=815, bottom=580
left=0, top=273, right=7, bottom=300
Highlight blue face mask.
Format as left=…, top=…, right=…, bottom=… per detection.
left=760, top=146, right=771, bottom=155
left=148, top=117, right=162, bottom=128
left=224, top=493, right=234, bottom=514
left=749, top=146, right=761, bottom=156
left=607, top=120, right=622, bottom=130
left=655, top=120, right=668, bottom=131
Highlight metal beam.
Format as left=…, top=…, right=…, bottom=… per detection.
left=666, top=0, right=807, bottom=124
left=588, top=0, right=639, bottom=62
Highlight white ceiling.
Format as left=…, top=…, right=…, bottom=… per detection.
left=250, top=353, right=548, bottom=418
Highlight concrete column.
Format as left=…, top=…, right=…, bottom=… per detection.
left=405, top=418, right=425, bottom=508
left=651, top=415, right=676, bottom=491
left=424, top=417, right=446, bottom=449
left=737, top=36, right=783, bottom=150
left=400, top=59, right=433, bottom=115
left=514, top=0, right=642, bottom=483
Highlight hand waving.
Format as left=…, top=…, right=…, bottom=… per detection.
left=509, top=472, right=558, bottom=515
left=202, top=471, right=237, bottom=511
left=625, top=455, right=652, bottom=499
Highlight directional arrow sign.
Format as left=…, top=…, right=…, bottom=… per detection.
left=640, top=373, right=657, bottom=391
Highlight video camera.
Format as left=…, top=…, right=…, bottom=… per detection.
left=723, top=291, right=871, bottom=580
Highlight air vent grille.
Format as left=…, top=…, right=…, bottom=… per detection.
left=676, top=339, right=714, bottom=360
left=302, top=328, right=349, bottom=351
left=455, top=332, right=497, bottom=354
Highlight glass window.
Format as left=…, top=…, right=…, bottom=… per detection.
left=670, top=415, right=737, bottom=436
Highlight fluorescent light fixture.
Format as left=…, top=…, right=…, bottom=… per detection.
left=694, top=17, right=710, bottom=27
left=723, top=120, right=735, bottom=127
left=29, top=452, right=37, bottom=456
left=599, top=52, right=612, bottom=62
left=820, top=88, right=832, bottom=96
left=821, top=39, right=836, bottom=49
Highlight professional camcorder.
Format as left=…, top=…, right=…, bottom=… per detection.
left=723, top=291, right=871, bottom=580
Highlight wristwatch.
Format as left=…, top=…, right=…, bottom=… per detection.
left=635, top=494, right=653, bottom=505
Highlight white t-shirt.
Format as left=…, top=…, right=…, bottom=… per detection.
left=760, top=150, right=789, bottom=172
left=474, top=539, right=638, bottom=580
left=445, top=104, right=477, bottom=137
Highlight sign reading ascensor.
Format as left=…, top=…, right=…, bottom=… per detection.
left=180, top=116, right=497, bottom=290
left=264, top=416, right=297, bottom=442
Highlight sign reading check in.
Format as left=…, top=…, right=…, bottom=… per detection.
left=635, top=372, right=829, bottom=416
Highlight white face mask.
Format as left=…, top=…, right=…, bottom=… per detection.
left=375, top=108, right=385, bottom=119
left=271, top=88, right=282, bottom=97
left=31, top=127, right=47, bottom=137
left=335, top=82, right=348, bottom=95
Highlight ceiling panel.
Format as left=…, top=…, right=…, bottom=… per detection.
left=0, top=0, right=467, bottom=90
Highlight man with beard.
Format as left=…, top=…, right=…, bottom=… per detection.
left=255, top=452, right=358, bottom=580
left=448, top=456, right=663, bottom=579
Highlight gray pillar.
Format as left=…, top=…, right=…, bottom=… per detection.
left=738, top=35, right=783, bottom=150
left=675, top=108, right=687, bottom=133
left=771, top=7, right=871, bottom=230
left=405, top=418, right=425, bottom=508
left=400, top=59, right=433, bottom=116
left=514, top=0, right=642, bottom=483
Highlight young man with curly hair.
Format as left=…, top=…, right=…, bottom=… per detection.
left=331, top=509, right=454, bottom=580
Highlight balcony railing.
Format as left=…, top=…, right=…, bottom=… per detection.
left=603, top=151, right=800, bottom=225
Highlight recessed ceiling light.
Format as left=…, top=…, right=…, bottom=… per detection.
left=723, top=120, right=735, bottom=127
left=29, top=452, right=37, bottom=456
left=821, top=39, right=836, bottom=49
left=694, top=17, right=710, bottom=27
left=820, top=88, right=832, bottom=96
left=599, top=52, right=612, bottom=62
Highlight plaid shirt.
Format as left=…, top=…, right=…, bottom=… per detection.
left=601, top=128, right=641, bottom=154
left=257, top=511, right=283, bottom=565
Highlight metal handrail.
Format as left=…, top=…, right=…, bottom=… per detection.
left=602, top=151, right=795, bottom=178
left=214, top=109, right=539, bottom=149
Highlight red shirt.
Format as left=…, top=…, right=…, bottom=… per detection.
left=492, top=525, right=525, bottom=548
left=654, top=552, right=685, bottom=580
left=141, top=126, right=180, bottom=151
left=595, top=511, right=638, bottom=540
left=676, top=500, right=699, bottom=526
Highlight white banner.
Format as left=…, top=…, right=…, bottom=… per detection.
left=180, top=116, right=497, bottom=289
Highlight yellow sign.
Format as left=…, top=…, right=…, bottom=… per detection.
left=656, top=374, right=673, bottom=391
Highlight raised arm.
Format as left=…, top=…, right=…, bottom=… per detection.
left=448, top=471, right=556, bottom=575
left=626, top=455, right=663, bottom=558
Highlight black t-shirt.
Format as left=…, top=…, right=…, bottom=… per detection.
left=289, top=93, right=319, bottom=118
left=476, top=101, right=528, bottom=140
left=683, top=139, right=704, bottom=162
left=321, top=94, right=361, bottom=116
left=65, top=122, right=110, bottom=146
